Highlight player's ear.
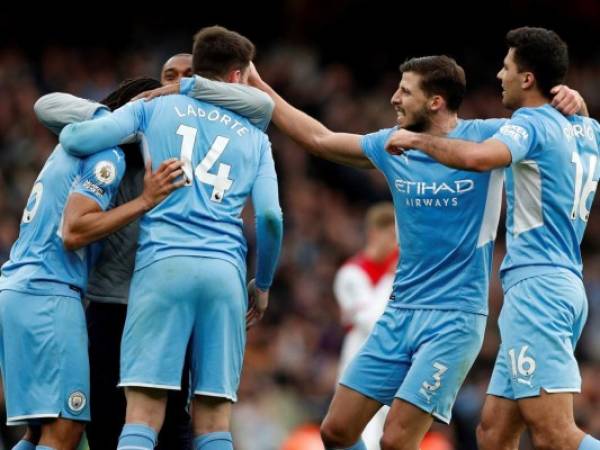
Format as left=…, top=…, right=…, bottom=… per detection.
left=226, top=69, right=243, bottom=83
left=521, top=72, right=535, bottom=90
left=429, top=95, right=444, bottom=112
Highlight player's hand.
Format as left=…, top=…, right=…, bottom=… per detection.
left=385, top=129, right=418, bottom=155
left=550, top=85, right=584, bottom=116
left=246, top=279, right=269, bottom=330
left=132, top=82, right=180, bottom=102
left=247, top=62, right=263, bottom=88
left=140, top=158, right=186, bottom=210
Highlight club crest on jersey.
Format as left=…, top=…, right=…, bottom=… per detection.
left=67, top=391, right=87, bottom=414
left=94, top=161, right=116, bottom=185
left=499, top=124, right=528, bottom=142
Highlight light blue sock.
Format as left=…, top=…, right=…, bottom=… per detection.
left=579, top=435, right=600, bottom=450
left=35, top=446, right=56, bottom=450
left=117, top=423, right=157, bottom=450
left=194, top=431, right=233, bottom=450
left=325, top=438, right=367, bottom=450
left=11, top=441, right=35, bottom=450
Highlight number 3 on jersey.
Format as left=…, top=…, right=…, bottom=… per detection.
left=177, top=124, right=233, bottom=203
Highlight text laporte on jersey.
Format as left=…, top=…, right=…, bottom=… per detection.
left=174, top=104, right=250, bottom=137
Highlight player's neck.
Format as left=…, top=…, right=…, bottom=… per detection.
left=518, top=91, right=549, bottom=109
left=424, top=112, right=459, bottom=137
left=194, top=71, right=226, bottom=83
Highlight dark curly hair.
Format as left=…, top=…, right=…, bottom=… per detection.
left=99, top=77, right=162, bottom=167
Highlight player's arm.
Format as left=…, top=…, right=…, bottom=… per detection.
left=386, top=129, right=512, bottom=172
left=252, top=180, right=284, bottom=293
left=550, top=84, right=589, bottom=117
left=476, top=86, right=585, bottom=138
left=247, top=65, right=373, bottom=169
left=246, top=140, right=284, bottom=328
left=59, top=101, right=144, bottom=157
left=133, top=73, right=275, bottom=131
left=387, top=111, right=539, bottom=171
left=63, top=157, right=184, bottom=251
left=181, top=75, right=275, bottom=130
left=34, top=93, right=108, bottom=135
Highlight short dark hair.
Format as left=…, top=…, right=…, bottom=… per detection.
left=399, top=56, right=466, bottom=111
left=192, top=25, right=255, bottom=79
left=505, top=26, right=569, bottom=97
left=99, top=77, right=161, bottom=111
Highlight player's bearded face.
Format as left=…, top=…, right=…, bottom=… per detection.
left=401, top=104, right=430, bottom=132
left=391, top=73, right=432, bottom=132
left=393, top=100, right=431, bottom=132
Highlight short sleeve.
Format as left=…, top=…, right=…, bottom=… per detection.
left=360, top=127, right=395, bottom=169
left=72, top=147, right=126, bottom=210
left=491, top=111, right=538, bottom=164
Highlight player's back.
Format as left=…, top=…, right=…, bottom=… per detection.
left=133, top=95, right=273, bottom=272
left=500, top=105, right=600, bottom=284
left=1, top=146, right=102, bottom=298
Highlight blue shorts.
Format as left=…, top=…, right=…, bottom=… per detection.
left=340, top=307, right=486, bottom=423
left=119, top=256, right=247, bottom=402
left=488, top=270, right=588, bottom=399
left=0, top=290, right=90, bottom=425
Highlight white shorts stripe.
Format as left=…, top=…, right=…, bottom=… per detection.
left=118, top=381, right=180, bottom=391
left=7, top=412, right=59, bottom=426
left=194, top=390, right=237, bottom=402
left=544, top=387, right=581, bottom=393
left=117, top=446, right=152, bottom=450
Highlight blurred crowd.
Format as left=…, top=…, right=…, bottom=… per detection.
left=0, top=41, right=599, bottom=450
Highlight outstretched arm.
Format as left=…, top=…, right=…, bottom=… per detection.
left=248, top=65, right=373, bottom=169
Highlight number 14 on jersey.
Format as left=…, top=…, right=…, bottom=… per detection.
left=177, top=124, right=233, bottom=203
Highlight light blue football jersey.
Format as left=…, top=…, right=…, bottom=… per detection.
left=67, top=95, right=277, bottom=273
left=492, top=105, right=600, bottom=289
left=0, top=144, right=125, bottom=298
left=361, top=119, right=506, bottom=315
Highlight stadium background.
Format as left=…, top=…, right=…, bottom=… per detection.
left=0, top=1, right=599, bottom=448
